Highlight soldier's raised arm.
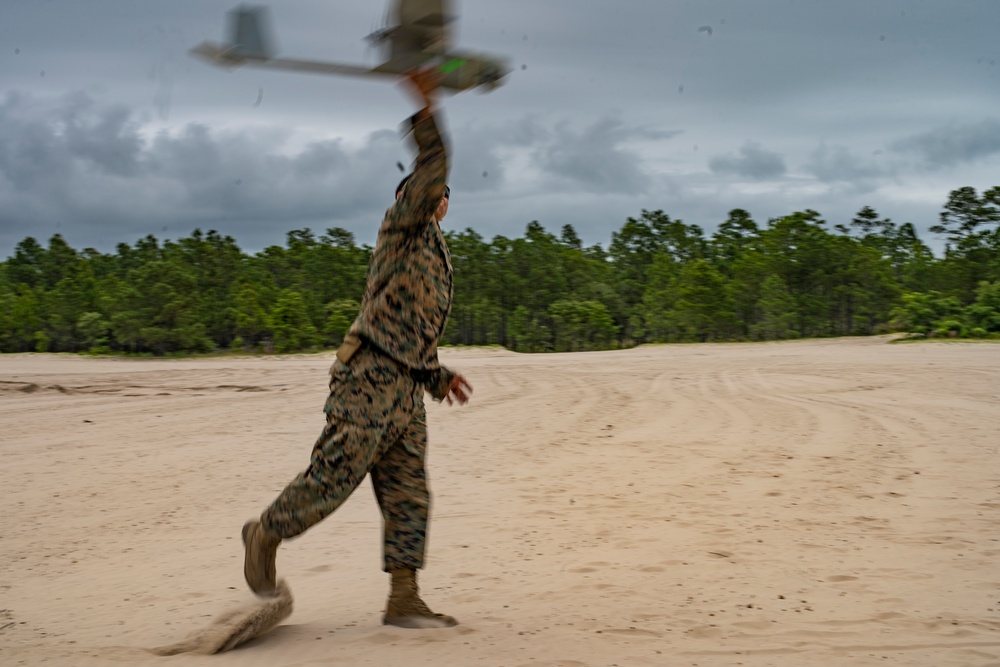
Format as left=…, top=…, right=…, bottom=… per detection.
left=389, top=69, right=450, bottom=231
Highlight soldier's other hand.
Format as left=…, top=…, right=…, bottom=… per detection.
left=445, top=374, right=472, bottom=406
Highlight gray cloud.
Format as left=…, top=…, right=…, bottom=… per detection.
left=535, top=117, right=678, bottom=194
left=0, top=91, right=680, bottom=253
left=803, top=144, right=887, bottom=190
left=889, top=118, right=1000, bottom=169
left=0, top=91, right=408, bottom=250
left=709, top=142, right=786, bottom=180
left=445, top=117, right=547, bottom=194
left=450, top=115, right=679, bottom=197
left=60, top=93, right=144, bottom=177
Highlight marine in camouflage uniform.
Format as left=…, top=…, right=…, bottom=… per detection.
left=242, top=70, right=470, bottom=629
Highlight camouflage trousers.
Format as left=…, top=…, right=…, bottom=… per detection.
left=260, top=344, right=431, bottom=572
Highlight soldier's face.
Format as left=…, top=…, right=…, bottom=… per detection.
left=393, top=190, right=449, bottom=221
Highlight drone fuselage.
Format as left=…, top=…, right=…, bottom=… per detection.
left=190, top=3, right=508, bottom=93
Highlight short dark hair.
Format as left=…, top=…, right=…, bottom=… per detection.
left=395, top=174, right=412, bottom=197
left=395, top=174, right=449, bottom=200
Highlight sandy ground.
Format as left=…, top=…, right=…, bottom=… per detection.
left=1, top=337, right=999, bottom=667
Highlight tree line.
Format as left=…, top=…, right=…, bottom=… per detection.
left=2, top=186, right=998, bottom=355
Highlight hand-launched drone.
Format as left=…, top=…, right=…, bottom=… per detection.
left=191, top=0, right=509, bottom=93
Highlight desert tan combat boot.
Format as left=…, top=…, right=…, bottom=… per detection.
left=242, top=519, right=281, bottom=597
left=383, top=568, right=458, bottom=629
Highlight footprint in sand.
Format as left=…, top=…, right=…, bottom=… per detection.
left=307, top=564, right=332, bottom=573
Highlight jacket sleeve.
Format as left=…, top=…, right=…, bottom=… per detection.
left=424, top=364, right=457, bottom=402
left=387, top=111, right=449, bottom=232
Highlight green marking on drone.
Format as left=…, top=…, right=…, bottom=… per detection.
left=438, top=58, right=467, bottom=74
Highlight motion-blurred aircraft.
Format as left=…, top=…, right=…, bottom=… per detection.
left=191, top=0, right=509, bottom=93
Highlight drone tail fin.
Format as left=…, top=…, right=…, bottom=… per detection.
left=227, top=6, right=276, bottom=61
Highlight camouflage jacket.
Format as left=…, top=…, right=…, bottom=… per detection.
left=345, top=111, right=455, bottom=400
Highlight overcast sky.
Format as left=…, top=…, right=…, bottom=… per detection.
left=1, top=0, right=998, bottom=257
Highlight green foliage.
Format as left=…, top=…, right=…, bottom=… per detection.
left=931, top=186, right=1000, bottom=244
left=4, top=286, right=41, bottom=352
left=324, top=299, right=360, bottom=346
left=934, top=319, right=966, bottom=338
left=892, top=291, right=963, bottom=334
left=548, top=299, right=617, bottom=351
left=76, top=312, right=110, bottom=350
left=888, top=280, right=1000, bottom=339
left=964, top=281, right=1000, bottom=333
left=34, top=330, right=50, bottom=353
left=929, top=187, right=1000, bottom=301
left=643, top=259, right=736, bottom=342
left=1, top=186, right=997, bottom=354
left=234, top=282, right=270, bottom=347
left=111, top=258, right=213, bottom=354
left=270, top=289, right=319, bottom=353
left=753, top=275, right=797, bottom=341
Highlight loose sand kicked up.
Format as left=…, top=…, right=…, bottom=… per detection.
left=1, top=337, right=999, bottom=666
